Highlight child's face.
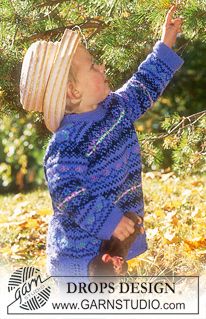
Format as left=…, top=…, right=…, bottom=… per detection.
left=70, top=44, right=111, bottom=110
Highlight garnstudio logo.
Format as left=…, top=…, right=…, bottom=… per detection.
left=8, top=267, right=51, bottom=311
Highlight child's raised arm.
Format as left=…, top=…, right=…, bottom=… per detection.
left=115, top=5, right=184, bottom=123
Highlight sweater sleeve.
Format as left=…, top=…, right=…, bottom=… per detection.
left=115, top=41, right=184, bottom=123
left=44, top=140, right=123, bottom=241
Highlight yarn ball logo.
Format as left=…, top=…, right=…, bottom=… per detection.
left=8, top=267, right=51, bottom=311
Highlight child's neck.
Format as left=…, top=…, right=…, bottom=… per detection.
left=66, top=103, right=98, bottom=114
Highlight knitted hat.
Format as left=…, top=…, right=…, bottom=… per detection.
left=20, top=29, right=81, bottom=132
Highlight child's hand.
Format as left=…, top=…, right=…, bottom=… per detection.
left=112, top=215, right=135, bottom=241
left=161, top=5, right=183, bottom=48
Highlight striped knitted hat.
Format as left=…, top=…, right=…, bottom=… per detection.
left=20, top=29, right=80, bottom=132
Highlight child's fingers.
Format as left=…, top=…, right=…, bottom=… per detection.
left=125, top=228, right=134, bottom=237
left=177, top=25, right=182, bottom=33
left=174, top=18, right=183, bottom=32
left=119, top=229, right=131, bottom=241
left=136, top=216, right=143, bottom=224
left=124, top=216, right=135, bottom=228
left=127, top=218, right=135, bottom=227
left=165, top=5, right=177, bottom=25
left=139, top=226, right=145, bottom=234
left=113, top=230, right=125, bottom=241
left=174, top=18, right=183, bottom=25
left=117, top=234, right=125, bottom=241
left=126, top=223, right=135, bottom=234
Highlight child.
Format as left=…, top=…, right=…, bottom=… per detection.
left=20, top=6, right=183, bottom=281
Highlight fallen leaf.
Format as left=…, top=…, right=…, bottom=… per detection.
left=26, top=219, right=39, bottom=229
left=147, top=228, right=158, bottom=239
left=191, top=181, right=204, bottom=187
left=38, top=209, right=52, bottom=216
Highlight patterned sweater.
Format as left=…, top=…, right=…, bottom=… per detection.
left=44, top=41, right=184, bottom=277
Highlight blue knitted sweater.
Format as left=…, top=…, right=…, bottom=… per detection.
left=44, top=41, right=184, bottom=277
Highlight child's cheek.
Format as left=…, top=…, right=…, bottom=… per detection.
left=94, top=77, right=104, bottom=93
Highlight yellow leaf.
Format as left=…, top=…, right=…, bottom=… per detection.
left=38, top=209, right=52, bottom=216
left=0, top=247, right=11, bottom=255
left=136, top=124, right=144, bottom=132
left=172, top=200, right=182, bottom=209
left=191, top=207, right=202, bottom=218
left=155, top=209, right=166, bottom=218
left=26, top=218, right=39, bottom=228
left=172, top=215, right=179, bottom=226
left=0, top=213, right=8, bottom=223
left=162, top=203, right=174, bottom=211
left=191, top=180, right=204, bottom=187
left=185, top=239, right=206, bottom=250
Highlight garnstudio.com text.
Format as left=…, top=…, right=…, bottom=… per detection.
left=52, top=298, right=186, bottom=311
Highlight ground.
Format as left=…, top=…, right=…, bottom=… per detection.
left=0, top=172, right=205, bottom=277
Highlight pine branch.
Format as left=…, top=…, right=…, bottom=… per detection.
left=87, top=21, right=108, bottom=41
left=40, top=3, right=61, bottom=18
left=20, top=19, right=106, bottom=42
left=109, top=0, right=118, bottom=17
left=176, top=27, right=205, bottom=55
left=8, top=0, right=18, bottom=16
left=11, top=25, right=18, bottom=48
left=142, top=111, right=206, bottom=143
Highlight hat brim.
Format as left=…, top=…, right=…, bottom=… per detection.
left=43, top=29, right=80, bottom=132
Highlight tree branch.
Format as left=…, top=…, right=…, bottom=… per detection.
left=142, top=111, right=206, bottom=143
left=20, top=19, right=106, bottom=42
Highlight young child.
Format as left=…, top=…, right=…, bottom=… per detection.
left=20, top=6, right=183, bottom=282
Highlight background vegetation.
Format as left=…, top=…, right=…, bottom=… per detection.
left=0, top=0, right=205, bottom=276
left=0, top=0, right=205, bottom=192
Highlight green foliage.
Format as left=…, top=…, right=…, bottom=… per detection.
left=137, top=111, right=206, bottom=176
left=0, top=114, right=46, bottom=192
left=161, top=40, right=206, bottom=116
left=170, top=115, right=206, bottom=175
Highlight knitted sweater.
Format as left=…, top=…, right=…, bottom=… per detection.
left=44, top=41, right=184, bottom=277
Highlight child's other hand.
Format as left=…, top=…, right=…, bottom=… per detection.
left=161, top=5, right=183, bottom=48
left=112, top=215, right=135, bottom=241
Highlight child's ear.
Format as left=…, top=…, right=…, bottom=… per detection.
left=66, top=81, right=81, bottom=100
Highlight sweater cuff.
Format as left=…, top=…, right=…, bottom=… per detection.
left=153, top=40, right=184, bottom=71
left=96, top=206, right=123, bottom=240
